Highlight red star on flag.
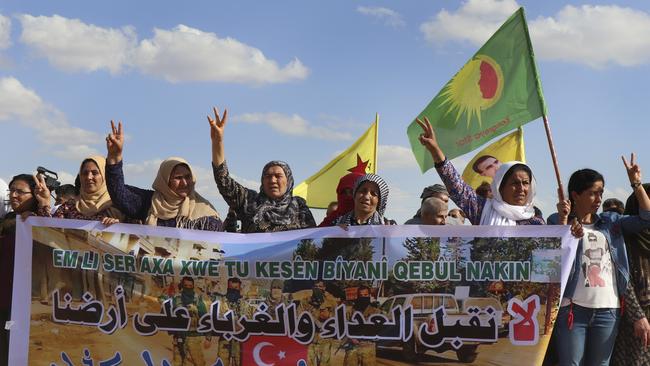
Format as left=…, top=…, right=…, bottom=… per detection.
left=347, top=154, right=369, bottom=174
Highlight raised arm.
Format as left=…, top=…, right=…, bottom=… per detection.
left=416, top=117, right=446, bottom=163
left=207, top=106, right=257, bottom=215
left=623, top=153, right=650, bottom=213
left=106, top=120, right=124, bottom=165
left=619, top=153, right=650, bottom=234
left=33, top=174, right=53, bottom=217
left=104, top=121, right=153, bottom=220
left=417, top=117, right=484, bottom=224
left=208, top=107, right=228, bottom=166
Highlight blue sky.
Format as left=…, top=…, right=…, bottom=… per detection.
left=1, top=0, right=649, bottom=224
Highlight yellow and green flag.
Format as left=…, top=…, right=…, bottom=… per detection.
left=407, top=7, right=545, bottom=172
left=293, top=115, right=378, bottom=208
left=461, top=128, right=526, bottom=189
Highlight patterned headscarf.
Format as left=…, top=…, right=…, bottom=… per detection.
left=335, top=174, right=389, bottom=225
left=252, top=161, right=304, bottom=226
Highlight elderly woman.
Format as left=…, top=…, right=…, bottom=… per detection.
left=105, top=121, right=222, bottom=231
left=208, top=107, right=315, bottom=233
left=1, top=175, right=39, bottom=364
left=330, top=173, right=390, bottom=226
left=416, top=117, right=544, bottom=225
left=35, top=156, right=124, bottom=225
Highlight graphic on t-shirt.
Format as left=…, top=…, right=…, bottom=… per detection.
left=581, top=232, right=612, bottom=287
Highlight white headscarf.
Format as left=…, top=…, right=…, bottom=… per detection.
left=479, top=161, right=536, bottom=226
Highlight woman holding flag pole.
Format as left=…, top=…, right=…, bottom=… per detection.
left=415, top=117, right=544, bottom=226
left=555, top=155, right=650, bottom=366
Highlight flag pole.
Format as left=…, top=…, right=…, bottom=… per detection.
left=542, top=113, right=564, bottom=336
left=521, top=8, right=564, bottom=201
left=542, top=114, right=564, bottom=201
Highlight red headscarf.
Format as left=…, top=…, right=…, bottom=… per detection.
left=319, top=172, right=364, bottom=226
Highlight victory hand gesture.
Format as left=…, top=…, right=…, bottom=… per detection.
left=416, top=117, right=438, bottom=150
left=33, top=174, right=51, bottom=208
left=208, top=107, right=228, bottom=166
left=623, top=153, right=642, bottom=185
left=106, top=120, right=124, bottom=164
left=415, top=116, right=445, bottom=163
left=207, top=107, right=228, bottom=143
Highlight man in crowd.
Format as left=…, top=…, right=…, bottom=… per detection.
left=171, top=276, right=210, bottom=366
left=264, top=279, right=289, bottom=318
left=344, top=285, right=380, bottom=366
left=420, top=197, right=448, bottom=225
left=301, top=280, right=337, bottom=366
left=216, top=277, right=251, bottom=366
left=603, top=198, right=625, bottom=214
left=472, top=155, right=501, bottom=179
left=405, top=184, right=449, bottom=224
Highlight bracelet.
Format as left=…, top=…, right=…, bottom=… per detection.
left=631, top=182, right=642, bottom=189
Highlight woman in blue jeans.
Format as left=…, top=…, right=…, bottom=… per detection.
left=555, top=154, right=650, bottom=365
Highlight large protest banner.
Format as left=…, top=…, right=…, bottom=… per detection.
left=10, top=218, right=576, bottom=366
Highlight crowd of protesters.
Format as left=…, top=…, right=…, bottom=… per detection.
left=1, top=108, right=649, bottom=365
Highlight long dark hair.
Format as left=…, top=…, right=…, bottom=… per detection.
left=567, top=169, right=605, bottom=208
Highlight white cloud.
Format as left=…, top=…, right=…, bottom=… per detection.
left=52, top=145, right=101, bottom=161
left=56, top=171, right=77, bottom=185
left=357, top=6, right=405, bottom=27
left=530, top=5, right=650, bottom=68
left=419, top=1, right=650, bottom=68
left=133, top=25, right=308, bottom=84
left=17, top=14, right=309, bottom=84
left=420, top=0, right=518, bottom=45
left=0, top=14, right=11, bottom=49
left=18, top=14, right=136, bottom=74
left=234, top=112, right=353, bottom=141
left=378, top=145, right=418, bottom=169
left=123, top=159, right=163, bottom=180
left=0, top=77, right=101, bottom=159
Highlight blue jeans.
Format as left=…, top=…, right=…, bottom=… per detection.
left=555, top=304, right=620, bottom=366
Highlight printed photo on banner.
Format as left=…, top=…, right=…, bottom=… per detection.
left=9, top=218, right=576, bottom=366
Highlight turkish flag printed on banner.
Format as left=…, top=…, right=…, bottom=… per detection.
left=242, top=335, right=308, bottom=366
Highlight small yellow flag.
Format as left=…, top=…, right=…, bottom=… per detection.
left=293, top=115, right=378, bottom=208
left=461, top=128, right=525, bottom=189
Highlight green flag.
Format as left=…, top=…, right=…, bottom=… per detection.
left=407, top=7, right=546, bottom=172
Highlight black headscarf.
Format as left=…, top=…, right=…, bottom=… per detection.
left=252, top=161, right=306, bottom=227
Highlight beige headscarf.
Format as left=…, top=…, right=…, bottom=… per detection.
left=146, top=157, right=219, bottom=226
left=76, top=156, right=123, bottom=219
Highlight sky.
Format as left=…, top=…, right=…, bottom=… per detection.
left=1, top=0, right=649, bottom=224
